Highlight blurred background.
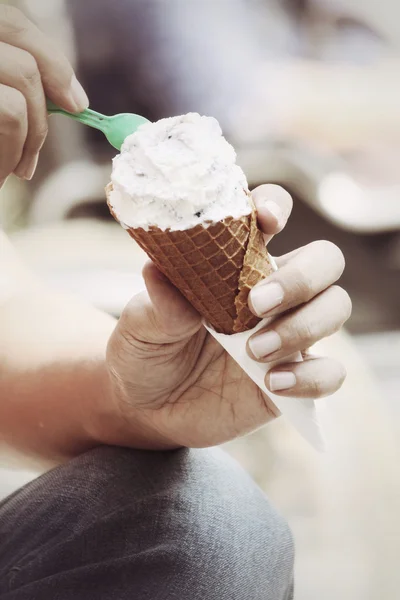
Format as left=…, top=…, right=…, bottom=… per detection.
left=1, top=0, right=400, bottom=598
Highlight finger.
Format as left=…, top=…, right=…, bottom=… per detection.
left=143, top=261, right=201, bottom=332
left=249, top=239, right=345, bottom=318
left=265, top=356, right=347, bottom=399
left=252, top=184, right=293, bottom=244
left=0, top=84, right=28, bottom=180
left=119, top=261, right=202, bottom=346
left=0, top=43, right=47, bottom=179
left=0, top=6, right=88, bottom=112
left=247, top=285, right=352, bottom=362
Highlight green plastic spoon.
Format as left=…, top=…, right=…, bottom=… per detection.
left=46, top=100, right=150, bottom=150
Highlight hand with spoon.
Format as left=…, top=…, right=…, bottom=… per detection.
left=0, top=5, right=147, bottom=187
left=0, top=5, right=88, bottom=184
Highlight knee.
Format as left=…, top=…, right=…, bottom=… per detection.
left=34, top=445, right=294, bottom=599
left=64, top=445, right=294, bottom=595
left=171, top=447, right=295, bottom=599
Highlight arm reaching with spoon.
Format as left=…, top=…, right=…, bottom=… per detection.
left=0, top=4, right=88, bottom=184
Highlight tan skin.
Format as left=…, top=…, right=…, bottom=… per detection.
left=0, top=8, right=351, bottom=461
left=106, top=262, right=275, bottom=450
left=103, top=220, right=350, bottom=452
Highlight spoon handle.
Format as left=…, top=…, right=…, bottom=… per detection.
left=46, top=100, right=110, bottom=135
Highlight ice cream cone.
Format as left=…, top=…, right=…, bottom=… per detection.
left=106, top=183, right=273, bottom=334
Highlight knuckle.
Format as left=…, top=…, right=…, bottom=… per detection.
left=0, top=89, right=26, bottom=130
left=294, top=315, right=315, bottom=344
left=309, top=376, right=325, bottom=398
left=309, top=360, right=347, bottom=398
left=19, top=54, right=40, bottom=87
left=45, top=58, right=74, bottom=88
left=278, top=313, right=315, bottom=348
left=290, top=267, right=314, bottom=302
left=0, top=5, right=28, bottom=33
left=27, top=123, right=49, bottom=151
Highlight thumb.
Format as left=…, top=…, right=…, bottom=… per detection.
left=118, top=261, right=202, bottom=345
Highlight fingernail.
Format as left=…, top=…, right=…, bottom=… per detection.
left=248, top=330, right=281, bottom=359
left=270, top=371, right=297, bottom=392
left=14, top=153, right=39, bottom=180
left=250, top=282, right=284, bottom=316
left=68, top=75, right=89, bottom=113
left=265, top=200, right=284, bottom=230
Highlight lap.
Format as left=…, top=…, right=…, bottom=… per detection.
left=0, top=445, right=294, bottom=600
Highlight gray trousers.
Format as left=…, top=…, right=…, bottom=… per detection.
left=0, top=446, right=294, bottom=599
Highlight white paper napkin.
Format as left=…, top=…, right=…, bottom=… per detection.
left=204, top=255, right=325, bottom=452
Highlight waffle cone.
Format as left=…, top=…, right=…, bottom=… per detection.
left=106, top=183, right=273, bottom=334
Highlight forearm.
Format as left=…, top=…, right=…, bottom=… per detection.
left=0, top=289, right=168, bottom=461
left=1, top=356, right=108, bottom=461
left=0, top=234, right=178, bottom=460
left=0, top=276, right=114, bottom=461
left=0, top=283, right=178, bottom=461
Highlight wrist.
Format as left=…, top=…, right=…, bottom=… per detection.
left=86, top=363, right=180, bottom=451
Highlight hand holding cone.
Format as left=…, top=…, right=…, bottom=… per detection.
left=106, top=183, right=273, bottom=334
